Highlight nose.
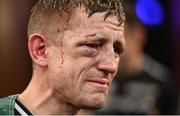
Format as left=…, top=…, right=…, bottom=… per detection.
left=97, top=52, right=118, bottom=74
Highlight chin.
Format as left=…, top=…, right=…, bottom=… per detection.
left=77, top=93, right=106, bottom=110
left=80, top=102, right=105, bottom=110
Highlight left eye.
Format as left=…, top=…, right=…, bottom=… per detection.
left=114, top=45, right=123, bottom=55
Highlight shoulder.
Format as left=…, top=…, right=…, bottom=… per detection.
left=0, top=95, right=18, bottom=115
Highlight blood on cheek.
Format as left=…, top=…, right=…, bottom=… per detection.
left=57, top=12, right=71, bottom=70
left=60, top=40, right=64, bottom=67
left=57, top=30, right=65, bottom=70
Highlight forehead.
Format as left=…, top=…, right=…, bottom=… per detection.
left=59, top=7, right=125, bottom=47
left=68, top=8, right=122, bottom=30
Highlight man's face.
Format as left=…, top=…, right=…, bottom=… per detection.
left=46, top=8, right=125, bottom=109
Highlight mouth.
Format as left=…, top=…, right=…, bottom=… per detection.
left=87, top=78, right=109, bottom=85
left=86, top=78, right=109, bottom=91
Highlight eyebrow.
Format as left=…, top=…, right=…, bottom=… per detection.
left=78, top=36, right=108, bottom=45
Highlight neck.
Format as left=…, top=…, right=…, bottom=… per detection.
left=19, top=71, right=79, bottom=115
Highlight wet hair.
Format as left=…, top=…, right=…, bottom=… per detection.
left=28, top=0, right=125, bottom=38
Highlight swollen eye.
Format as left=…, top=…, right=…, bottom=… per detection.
left=86, top=43, right=99, bottom=48
left=86, top=41, right=104, bottom=48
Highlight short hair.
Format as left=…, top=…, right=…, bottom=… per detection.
left=28, top=0, right=125, bottom=41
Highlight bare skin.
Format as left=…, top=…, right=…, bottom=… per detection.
left=19, top=8, right=125, bottom=115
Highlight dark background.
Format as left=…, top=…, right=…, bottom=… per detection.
left=0, top=0, right=179, bottom=113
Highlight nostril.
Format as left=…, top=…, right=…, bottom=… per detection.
left=101, top=70, right=109, bottom=76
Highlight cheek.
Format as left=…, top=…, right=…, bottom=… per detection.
left=116, top=57, right=120, bottom=65
left=47, top=47, right=63, bottom=69
left=115, top=57, right=120, bottom=70
left=64, top=57, right=97, bottom=93
left=69, top=58, right=94, bottom=80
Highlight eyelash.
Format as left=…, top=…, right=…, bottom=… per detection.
left=82, top=42, right=123, bottom=56
left=86, top=43, right=123, bottom=53
left=85, top=43, right=103, bottom=48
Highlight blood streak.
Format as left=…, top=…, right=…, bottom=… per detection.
left=57, top=11, right=72, bottom=71
left=60, top=37, right=64, bottom=67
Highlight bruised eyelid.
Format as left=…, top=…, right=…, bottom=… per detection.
left=77, top=38, right=107, bottom=47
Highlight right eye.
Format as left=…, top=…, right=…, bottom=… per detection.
left=85, top=42, right=103, bottom=48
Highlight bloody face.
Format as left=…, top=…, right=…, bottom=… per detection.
left=46, top=8, right=125, bottom=109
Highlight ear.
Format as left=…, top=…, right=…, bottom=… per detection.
left=28, top=34, right=48, bottom=67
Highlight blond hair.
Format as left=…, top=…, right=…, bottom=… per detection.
left=28, top=0, right=125, bottom=39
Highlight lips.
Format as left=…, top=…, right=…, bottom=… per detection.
left=86, top=78, right=109, bottom=86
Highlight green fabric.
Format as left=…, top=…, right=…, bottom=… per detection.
left=0, top=95, right=18, bottom=115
